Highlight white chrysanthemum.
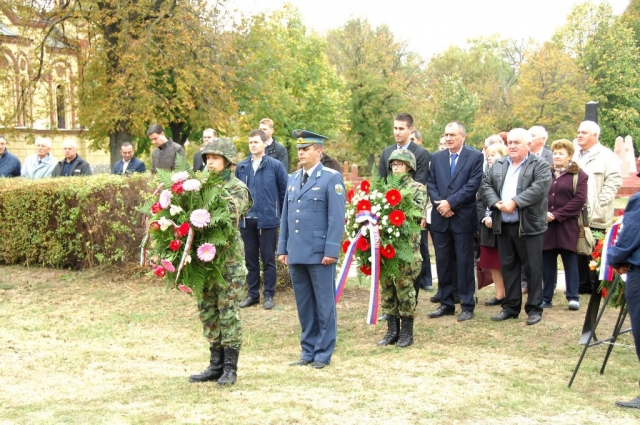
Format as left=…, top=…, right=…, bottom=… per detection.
left=159, top=190, right=172, bottom=209
left=171, top=171, right=189, bottom=183
left=158, top=217, right=172, bottom=231
left=182, top=179, right=202, bottom=192
left=388, top=228, right=393, bottom=234
left=395, top=231, right=400, bottom=237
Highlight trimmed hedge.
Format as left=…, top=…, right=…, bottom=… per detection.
left=0, top=174, right=154, bottom=269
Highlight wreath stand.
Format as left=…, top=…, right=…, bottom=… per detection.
left=568, top=275, right=631, bottom=387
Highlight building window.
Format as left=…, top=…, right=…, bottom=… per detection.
left=56, top=84, right=66, bottom=129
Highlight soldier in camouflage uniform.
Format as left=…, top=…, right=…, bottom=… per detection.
left=378, top=149, right=427, bottom=348
left=189, top=138, right=252, bottom=386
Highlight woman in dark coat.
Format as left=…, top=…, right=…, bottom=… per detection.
left=542, top=139, right=588, bottom=310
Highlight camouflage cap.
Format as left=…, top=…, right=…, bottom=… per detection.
left=387, top=149, right=416, bottom=172
left=201, top=138, right=237, bottom=166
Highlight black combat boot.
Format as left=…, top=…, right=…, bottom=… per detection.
left=217, top=346, right=239, bottom=386
left=377, top=315, right=400, bottom=346
left=396, top=317, right=414, bottom=348
left=189, top=344, right=224, bottom=383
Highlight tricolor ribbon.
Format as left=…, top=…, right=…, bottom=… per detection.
left=335, top=210, right=381, bottom=325
left=599, top=217, right=623, bottom=281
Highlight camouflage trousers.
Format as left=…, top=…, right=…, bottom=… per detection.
left=381, top=263, right=419, bottom=318
left=197, top=269, right=246, bottom=348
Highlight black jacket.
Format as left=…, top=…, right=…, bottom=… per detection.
left=266, top=137, right=289, bottom=172
left=51, top=155, right=92, bottom=177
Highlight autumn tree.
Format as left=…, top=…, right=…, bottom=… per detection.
left=326, top=18, right=426, bottom=170
left=511, top=41, right=589, bottom=139
left=231, top=5, right=347, bottom=164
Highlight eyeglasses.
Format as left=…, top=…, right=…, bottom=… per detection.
left=390, top=162, right=406, bottom=168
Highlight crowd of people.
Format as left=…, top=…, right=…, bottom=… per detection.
left=3, top=116, right=638, bottom=406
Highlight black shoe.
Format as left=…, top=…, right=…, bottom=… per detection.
left=428, top=306, right=455, bottom=318
left=616, top=395, right=640, bottom=408
left=454, top=296, right=461, bottom=304
left=491, top=310, right=518, bottom=321
left=377, top=315, right=399, bottom=346
left=189, top=344, right=224, bottom=383
left=310, top=361, right=327, bottom=369
left=264, top=297, right=275, bottom=310
left=239, top=296, right=259, bottom=308
left=217, top=347, right=239, bottom=386
left=526, top=313, right=542, bottom=326
left=429, top=295, right=440, bottom=303
left=457, top=311, right=474, bottom=322
left=289, top=359, right=312, bottom=366
left=396, top=317, right=414, bottom=348
left=485, top=297, right=503, bottom=306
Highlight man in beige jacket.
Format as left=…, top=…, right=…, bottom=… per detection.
left=573, top=120, right=622, bottom=293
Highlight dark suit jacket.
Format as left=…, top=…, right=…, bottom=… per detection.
left=378, top=142, right=430, bottom=185
left=536, top=147, right=553, bottom=165
left=193, top=150, right=205, bottom=172
left=112, top=157, right=146, bottom=174
left=427, top=146, right=483, bottom=233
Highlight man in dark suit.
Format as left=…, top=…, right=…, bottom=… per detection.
left=378, top=113, right=431, bottom=302
left=193, top=128, right=216, bottom=172
left=427, top=122, right=483, bottom=322
left=112, top=142, right=146, bottom=174
left=278, top=129, right=345, bottom=369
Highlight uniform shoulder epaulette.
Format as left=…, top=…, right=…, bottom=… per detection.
left=292, top=170, right=302, bottom=177
left=323, top=168, right=337, bottom=174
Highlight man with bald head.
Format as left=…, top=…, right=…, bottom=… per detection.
left=51, top=139, right=92, bottom=177
left=481, top=128, right=551, bottom=325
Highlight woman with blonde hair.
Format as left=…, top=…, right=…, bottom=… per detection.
left=477, top=142, right=509, bottom=305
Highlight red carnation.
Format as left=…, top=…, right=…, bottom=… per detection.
left=389, top=210, right=406, bottom=226
left=347, top=189, right=355, bottom=203
left=601, top=288, right=608, bottom=299
left=356, top=236, right=370, bottom=252
left=169, top=239, right=182, bottom=251
left=175, top=222, right=191, bottom=238
left=385, top=189, right=402, bottom=206
left=342, top=240, right=351, bottom=253
left=360, top=180, right=370, bottom=193
left=381, top=244, right=396, bottom=259
left=356, top=199, right=372, bottom=212
left=360, top=264, right=372, bottom=276
left=151, top=202, right=162, bottom=214
left=153, top=266, right=166, bottom=278
left=171, top=182, right=184, bottom=194
left=149, top=221, right=161, bottom=231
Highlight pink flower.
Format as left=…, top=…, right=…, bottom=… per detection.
left=190, top=209, right=211, bottom=228
left=197, top=243, right=217, bottom=262
left=159, top=190, right=172, bottom=209
left=161, top=259, right=175, bottom=272
left=178, top=284, right=193, bottom=294
left=171, top=171, right=189, bottom=183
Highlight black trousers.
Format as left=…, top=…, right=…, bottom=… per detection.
left=432, top=230, right=476, bottom=312
left=240, top=219, right=277, bottom=299
left=497, top=223, right=543, bottom=316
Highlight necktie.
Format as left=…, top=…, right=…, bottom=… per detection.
left=450, top=153, right=458, bottom=177
left=301, top=172, right=308, bottom=188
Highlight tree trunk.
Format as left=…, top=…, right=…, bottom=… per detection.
left=109, top=120, right=133, bottom=168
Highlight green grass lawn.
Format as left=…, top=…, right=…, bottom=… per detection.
left=1, top=265, right=639, bottom=424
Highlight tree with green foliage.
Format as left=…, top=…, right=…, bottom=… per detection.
left=511, top=42, right=589, bottom=140
left=232, top=5, right=347, bottom=163
left=326, top=18, right=425, bottom=170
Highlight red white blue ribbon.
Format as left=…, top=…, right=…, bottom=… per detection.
left=600, top=217, right=623, bottom=281
left=335, top=211, right=381, bottom=325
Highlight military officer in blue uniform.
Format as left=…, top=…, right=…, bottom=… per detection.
left=278, top=129, right=346, bottom=369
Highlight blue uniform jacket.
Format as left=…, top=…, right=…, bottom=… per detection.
left=235, top=155, right=288, bottom=229
left=277, top=164, right=346, bottom=264
left=607, top=191, right=640, bottom=268
left=112, top=157, right=146, bottom=174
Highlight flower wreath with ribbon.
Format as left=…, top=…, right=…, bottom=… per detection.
left=139, top=155, right=239, bottom=301
left=335, top=174, right=423, bottom=324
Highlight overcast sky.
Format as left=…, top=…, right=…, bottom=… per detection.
left=229, top=0, right=630, bottom=59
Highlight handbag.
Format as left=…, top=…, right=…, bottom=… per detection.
left=573, top=173, right=595, bottom=255
left=475, top=257, right=494, bottom=290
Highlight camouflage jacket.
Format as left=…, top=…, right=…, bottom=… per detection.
left=223, top=174, right=252, bottom=268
